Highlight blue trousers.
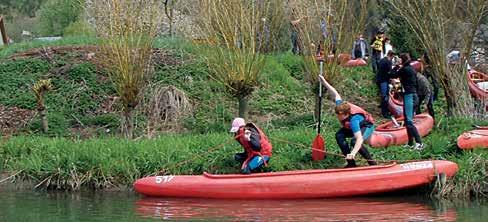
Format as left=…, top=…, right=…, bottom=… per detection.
left=378, top=81, right=390, bottom=118
left=235, top=153, right=270, bottom=174
left=403, top=93, right=422, bottom=145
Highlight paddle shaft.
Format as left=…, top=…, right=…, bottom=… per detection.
left=318, top=61, right=323, bottom=134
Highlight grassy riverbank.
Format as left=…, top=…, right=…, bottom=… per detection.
left=1, top=116, right=487, bottom=198
left=0, top=37, right=487, bottom=198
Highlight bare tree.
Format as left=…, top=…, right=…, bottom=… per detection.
left=198, top=0, right=285, bottom=119
left=90, top=0, right=164, bottom=138
left=389, top=0, right=488, bottom=117
left=288, top=0, right=369, bottom=119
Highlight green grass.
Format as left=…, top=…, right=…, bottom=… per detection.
left=1, top=115, right=487, bottom=197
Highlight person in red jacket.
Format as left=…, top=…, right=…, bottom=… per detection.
left=318, top=75, right=377, bottom=168
left=230, top=118, right=272, bottom=174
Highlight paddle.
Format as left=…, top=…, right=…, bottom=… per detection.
left=312, top=60, right=326, bottom=161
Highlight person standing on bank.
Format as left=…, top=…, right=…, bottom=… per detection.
left=318, top=75, right=377, bottom=168
left=230, top=118, right=272, bottom=174
left=390, top=53, right=425, bottom=150
left=370, top=31, right=385, bottom=74
left=351, top=33, right=368, bottom=60
left=377, top=50, right=395, bottom=118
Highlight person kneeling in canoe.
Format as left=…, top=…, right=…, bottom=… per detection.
left=318, top=75, right=377, bottom=168
left=230, top=118, right=272, bottom=174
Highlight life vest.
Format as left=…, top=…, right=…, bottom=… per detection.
left=372, top=36, right=384, bottom=52
left=339, top=103, right=375, bottom=129
left=235, top=123, right=272, bottom=169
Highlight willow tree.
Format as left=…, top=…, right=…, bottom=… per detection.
left=288, top=0, right=368, bottom=119
left=32, top=79, right=53, bottom=133
left=198, top=0, right=284, bottom=119
left=389, top=0, right=488, bottom=117
left=90, top=0, right=163, bottom=138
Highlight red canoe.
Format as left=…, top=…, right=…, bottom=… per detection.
left=342, top=58, right=367, bottom=67
left=467, top=70, right=488, bottom=110
left=388, top=90, right=404, bottom=118
left=368, top=113, right=434, bottom=148
left=324, top=53, right=351, bottom=65
left=457, top=127, right=488, bottom=149
left=133, top=160, right=457, bottom=199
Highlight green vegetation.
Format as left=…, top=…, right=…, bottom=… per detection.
left=0, top=37, right=487, bottom=199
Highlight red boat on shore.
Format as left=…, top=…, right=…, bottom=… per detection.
left=342, top=58, right=367, bottom=67
left=368, top=113, right=434, bottom=148
left=467, top=70, right=488, bottom=110
left=457, top=126, right=488, bottom=149
left=134, top=160, right=457, bottom=199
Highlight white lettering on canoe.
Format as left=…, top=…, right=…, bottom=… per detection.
left=401, top=162, right=433, bottom=170
left=155, top=175, right=174, bottom=184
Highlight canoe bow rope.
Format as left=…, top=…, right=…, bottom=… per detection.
left=270, top=136, right=433, bottom=165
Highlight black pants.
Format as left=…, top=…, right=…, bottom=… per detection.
left=335, top=127, right=377, bottom=167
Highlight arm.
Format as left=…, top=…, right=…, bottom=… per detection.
left=318, top=75, right=342, bottom=102
left=245, top=127, right=261, bottom=151
left=346, top=131, right=364, bottom=159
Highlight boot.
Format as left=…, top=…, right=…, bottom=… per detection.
left=345, top=159, right=357, bottom=168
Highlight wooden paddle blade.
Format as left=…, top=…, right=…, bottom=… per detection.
left=312, top=134, right=326, bottom=161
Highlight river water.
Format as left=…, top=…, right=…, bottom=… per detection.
left=0, top=189, right=486, bottom=221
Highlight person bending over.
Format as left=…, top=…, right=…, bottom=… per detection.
left=318, top=75, right=377, bottom=168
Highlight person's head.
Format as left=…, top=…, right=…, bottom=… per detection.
left=384, top=37, right=390, bottom=43
left=399, top=53, right=411, bottom=66
left=230, top=117, right=245, bottom=133
left=377, top=30, right=384, bottom=38
left=335, top=102, right=351, bottom=121
left=357, top=33, right=363, bottom=39
left=386, top=50, right=395, bottom=59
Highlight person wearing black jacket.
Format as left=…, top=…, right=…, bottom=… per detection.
left=376, top=50, right=395, bottom=118
left=390, top=53, right=425, bottom=150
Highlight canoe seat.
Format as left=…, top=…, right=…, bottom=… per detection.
left=477, top=81, right=488, bottom=91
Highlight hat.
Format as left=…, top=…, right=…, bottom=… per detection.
left=230, top=118, right=245, bottom=133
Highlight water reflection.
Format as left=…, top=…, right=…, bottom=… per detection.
left=135, top=197, right=457, bottom=221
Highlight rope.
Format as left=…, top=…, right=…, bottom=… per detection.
left=271, top=136, right=431, bottom=164
left=156, top=136, right=238, bottom=175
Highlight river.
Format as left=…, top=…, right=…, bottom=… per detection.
left=0, top=189, right=486, bottom=221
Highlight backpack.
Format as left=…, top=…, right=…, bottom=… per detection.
left=372, top=37, right=383, bottom=52
left=354, top=40, right=362, bottom=53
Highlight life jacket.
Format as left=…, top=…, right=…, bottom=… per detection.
left=235, top=123, right=272, bottom=169
left=339, top=103, right=375, bottom=129
left=372, top=36, right=384, bottom=52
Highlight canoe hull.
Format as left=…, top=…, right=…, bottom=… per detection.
left=368, top=113, right=434, bottom=148
left=134, top=160, right=457, bottom=199
left=343, top=58, right=367, bottom=67
left=457, top=128, right=488, bottom=149
left=388, top=91, right=404, bottom=118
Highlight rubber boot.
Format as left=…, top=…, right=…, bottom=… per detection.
left=345, top=159, right=357, bottom=168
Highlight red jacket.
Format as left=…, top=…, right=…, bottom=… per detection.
left=339, top=103, right=374, bottom=129
left=235, top=123, right=272, bottom=159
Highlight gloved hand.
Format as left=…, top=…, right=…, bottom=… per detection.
left=244, top=129, right=252, bottom=141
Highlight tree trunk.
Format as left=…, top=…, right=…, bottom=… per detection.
left=122, top=107, right=134, bottom=139
left=39, top=107, right=48, bottom=133
left=238, top=96, right=248, bottom=119
left=441, top=67, right=476, bottom=117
